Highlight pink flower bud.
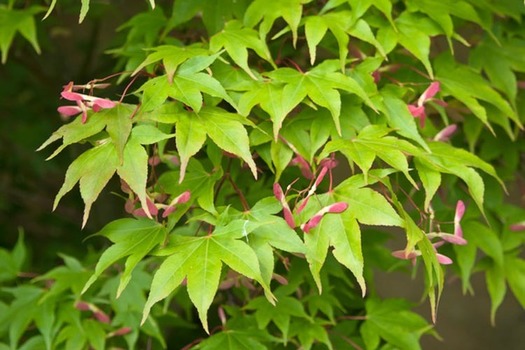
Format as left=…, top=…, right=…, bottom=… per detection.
left=57, top=105, right=82, bottom=117
left=290, top=155, right=314, bottom=180
left=272, top=273, right=288, bottom=285
left=218, top=307, right=227, bottom=326
left=510, top=221, right=525, bottom=231
left=391, top=249, right=420, bottom=260
left=75, top=301, right=91, bottom=311
left=439, top=233, right=467, bottom=245
left=93, top=310, right=111, bottom=324
left=314, top=166, right=328, bottom=188
left=146, top=197, right=158, bottom=216
left=177, top=191, right=191, bottom=204
left=434, top=124, right=457, bottom=142
left=283, top=207, right=296, bottom=229
left=61, top=91, right=84, bottom=101
left=273, top=183, right=284, bottom=201
left=326, top=202, right=348, bottom=214
left=301, top=202, right=348, bottom=233
left=162, top=206, right=176, bottom=218
left=436, top=253, right=453, bottom=265
left=148, top=155, right=161, bottom=167
left=320, top=158, right=338, bottom=170
left=408, top=104, right=425, bottom=118
left=92, top=98, right=116, bottom=109
left=113, top=327, right=132, bottom=336
left=418, top=81, right=440, bottom=106
left=124, top=198, right=136, bottom=214
left=454, top=200, right=465, bottom=237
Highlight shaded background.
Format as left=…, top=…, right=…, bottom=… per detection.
left=0, top=1, right=524, bottom=349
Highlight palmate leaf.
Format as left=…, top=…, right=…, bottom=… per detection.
left=140, top=69, right=234, bottom=113
left=53, top=141, right=119, bottom=228
left=299, top=189, right=390, bottom=295
left=418, top=141, right=504, bottom=214
left=377, top=12, right=437, bottom=78
left=405, top=0, right=483, bottom=47
left=209, top=20, right=274, bottom=79
left=132, top=45, right=209, bottom=82
left=246, top=294, right=310, bottom=342
left=435, top=53, right=521, bottom=129
left=82, top=218, right=166, bottom=297
left=0, top=5, right=43, bottom=63
left=176, top=110, right=207, bottom=182
left=244, top=0, right=308, bottom=46
left=247, top=197, right=306, bottom=285
left=196, top=106, right=258, bottom=178
left=116, top=134, right=151, bottom=219
left=38, top=104, right=137, bottom=160
left=322, top=125, right=421, bottom=187
left=304, top=11, right=350, bottom=71
left=193, top=329, right=268, bottom=350
left=244, top=62, right=375, bottom=137
left=361, top=298, right=433, bottom=350
left=143, top=231, right=272, bottom=333
left=0, top=286, right=43, bottom=350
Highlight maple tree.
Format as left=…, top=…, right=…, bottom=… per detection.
left=1, top=0, right=525, bottom=349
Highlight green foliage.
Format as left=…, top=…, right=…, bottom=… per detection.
left=2, top=0, right=525, bottom=348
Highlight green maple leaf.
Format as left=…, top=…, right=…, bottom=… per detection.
left=246, top=197, right=306, bottom=285
left=140, top=69, right=234, bottom=113
left=196, top=106, right=258, bottom=179
left=132, top=45, right=209, bottom=82
left=360, top=298, right=433, bottom=350
left=209, top=20, right=274, bottom=79
left=418, top=141, right=503, bottom=214
left=53, top=141, right=119, bottom=228
left=143, top=227, right=273, bottom=333
left=82, top=218, right=167, bottom=297
left=240, top=62, right=375, bottom=137
left=0, top=5, right=43, bottom=63
left=322, top=124, right=421, bottom=187
left=246, top=294, right=310, bottom=342
left=300, top=191, right=386, bottom=295
left=435, top=53, right=521, bottom=130
left=244, top=0, right=309, bottom=46
left=405, top=0, right=485, bottom=48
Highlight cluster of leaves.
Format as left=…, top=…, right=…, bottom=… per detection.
left=2, top=0, right=525, bottom=348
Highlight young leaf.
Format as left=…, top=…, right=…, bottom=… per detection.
left=116, top=136, right=151, bottom=219
left=335, top=186, right=404, bottom=227
left=244, top=0, right=305, bottom=46
left=246, top=295, right=310, bottom=342
left=82, top=218, right=166, bottom=297
left=105, top=104, right=134, bottom=162
left=361, top=298, right=433, bottom=350
left=37, top=106, right=107, bottom=157
left=176, top=111, right=207, bottom=182
left=131, top=124, right=174, bottom=145
left=53, top=142, right=119, bottom=227
left=143, top=233, right=271, bottom=332
left=79, top=0, right=90, bottom=23
left=132, top=45, right=209, bottom=82
left=0, top=6, right=43, bottom=63
left=209, top=20, right=274, bottom=79
left=197, top=106, right=257, bottom=178
left=170, top=70, right=236, bottom=112
left=435, top=53, right=520, bottom=129
left=305, top=208, right=365, bottom=295
left=323, top=125, right=421, bottom=187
